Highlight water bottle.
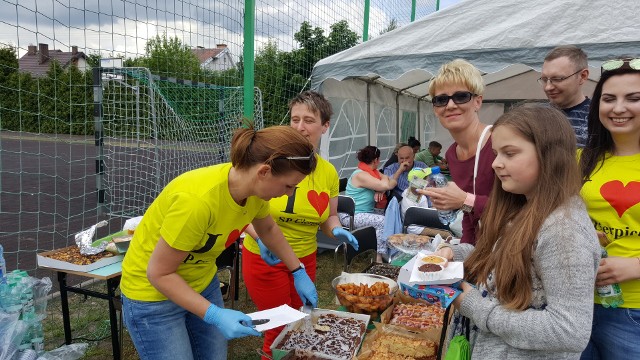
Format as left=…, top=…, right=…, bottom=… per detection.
left=0, top=244, right=7, bottom=283
left=428, top=166, right=458, bottom=225
left=595, top=247, right=624, bottom=308
left=30, top=321, right=44, bottom=354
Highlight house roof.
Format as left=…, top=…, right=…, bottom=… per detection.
left=19, top=49, right=87, bottom=77
left=191, top=48, right=225, bottom=63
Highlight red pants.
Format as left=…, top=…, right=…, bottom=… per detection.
left=242, top=248, right=317, bottom=359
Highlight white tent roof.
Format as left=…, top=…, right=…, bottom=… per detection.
left=311, top=0, right=640, bottom=98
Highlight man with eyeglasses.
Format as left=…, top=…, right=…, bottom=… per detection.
left=539, top=45, right=591, bottom=147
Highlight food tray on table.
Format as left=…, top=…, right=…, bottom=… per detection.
left=362, top=262, right=401, bottom=281
left=355, top=322, right=440, bottom=360
left=37, top=246, right=123, bottom=272
left=271, top=309, right=370, bottom=360
left=387, top=233, right=435, bottom=255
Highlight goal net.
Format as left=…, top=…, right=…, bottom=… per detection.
left=96, top=67, right=264, bottom=217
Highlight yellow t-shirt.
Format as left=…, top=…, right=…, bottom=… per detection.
left=580, top=153, right=640, bottom=308
left=121, top=163, right=270, bottom=301
left=244, top=155, right=339, bottom=258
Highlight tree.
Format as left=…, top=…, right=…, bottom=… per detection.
left=141, top=33, right=202, bottom=79
left=324, top=20, right=359, bottom=54
left=0, top=46, right=18, bottom=78
left=85, top=52, right=102, bottom=68
left=294, top=21, right=326, bottom=54
left=380, top=18, right=399, bottom=35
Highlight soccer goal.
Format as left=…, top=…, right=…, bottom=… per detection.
left=94, top=67, right=264, bottom=217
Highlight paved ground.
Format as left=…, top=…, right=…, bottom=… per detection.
left=0, top=132, right=219, bottom=284
left=1, top=133, right=115, bottom=283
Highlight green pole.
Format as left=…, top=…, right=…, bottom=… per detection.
left=243, top=0, right=255, bottom=122
left=436, top=0, right=441, bottom=11
left=411, top=0, right=416, bottom=21
left=363, top=0, right=370, bottom=41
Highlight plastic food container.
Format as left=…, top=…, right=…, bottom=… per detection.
left=331, top=273, right=398, bottom=317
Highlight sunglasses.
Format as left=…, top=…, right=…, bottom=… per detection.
left=282, top=153, right=315, bottom=161
left=275, top=152, right=317, bottom=169
left=601, top=58, right=640, bottom=73
left=431, top=91, right=477, bottom=107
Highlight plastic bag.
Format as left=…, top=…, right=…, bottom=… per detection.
left=444, top=335, right=471, bottom=360
left=0, top=311, right=28, bottom=360
left=36, top=343, right=88, bottom=360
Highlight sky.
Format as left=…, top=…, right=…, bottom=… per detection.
left=0, top=0, right=464, bottom=59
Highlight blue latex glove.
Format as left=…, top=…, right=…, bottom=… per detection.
left=292, top=267, right=318, bottom=308
left=256, top=238, right=281, bottom=266
left=332, top=227, right=359, bottom=251
left=203, top=304, right=261, bottom=339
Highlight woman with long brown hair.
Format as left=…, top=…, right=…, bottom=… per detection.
left=579, top=58, right=640, bottom=360
left=437, top=106, right=599, bottom=358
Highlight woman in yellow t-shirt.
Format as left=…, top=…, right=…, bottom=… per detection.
left=242, top=91, right=358, bottom=359
left=120, top=125, right=319, bottom=360
left=579, top=58, right=640, bottom=360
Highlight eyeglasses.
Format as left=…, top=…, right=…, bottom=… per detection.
left=601, top=58, right=640, bottom=73
left=431, top=91, right=477, bottom=107
left=537, top=69, right=583, bottom=86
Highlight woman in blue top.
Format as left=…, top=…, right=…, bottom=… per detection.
left=339, top=145, right=398, bottom=262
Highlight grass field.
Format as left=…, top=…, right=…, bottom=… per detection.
left=41, top=248, right=375, bottom=359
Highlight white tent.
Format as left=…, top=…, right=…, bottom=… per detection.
left=311, top=0, right=640, bottom=177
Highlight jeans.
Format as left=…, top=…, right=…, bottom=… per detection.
left=122, top=276, right=227, bottom=360
left=581, top=304, right=640, bottom=360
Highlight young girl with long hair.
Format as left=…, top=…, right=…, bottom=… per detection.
left=438, top=106, right=600, bottom=358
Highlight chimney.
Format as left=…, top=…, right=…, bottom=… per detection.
left=71, top=46, right=78, bottom=55
left=28, top=45, right=37, bottom=55
left=38, top=43, right=49, bottom=64
left=216, top=44, right=227, bottom=49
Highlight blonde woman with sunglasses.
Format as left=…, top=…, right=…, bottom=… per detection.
left=421, top=59, right=496, bottom=245
left=579, top=58, right=640, bottom=360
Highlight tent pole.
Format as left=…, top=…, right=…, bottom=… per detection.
left=367, top=83, right=373, bottom=146
left=396, top=93, right=400, bottom=144
left=417, top=100, right=422, bottom=144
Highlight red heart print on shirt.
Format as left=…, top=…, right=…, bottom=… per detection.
left=226, top=224, right=249, bottom=248
left=600, top=180, right=640, bottom=217
left=308, top=190, right=329, bottom=216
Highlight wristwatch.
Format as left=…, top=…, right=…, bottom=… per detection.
left=291, top=262, right=305, bottom=274
left=461, top=193, right=475, bottom=213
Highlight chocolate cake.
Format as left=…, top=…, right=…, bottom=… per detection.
left=280, top=349, right=333, bottom=360
left=418, top=263, right=442, bottom=272
left=276, top=314, right=367, bottom=360
left=364, top=263, right=401, bottom=281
